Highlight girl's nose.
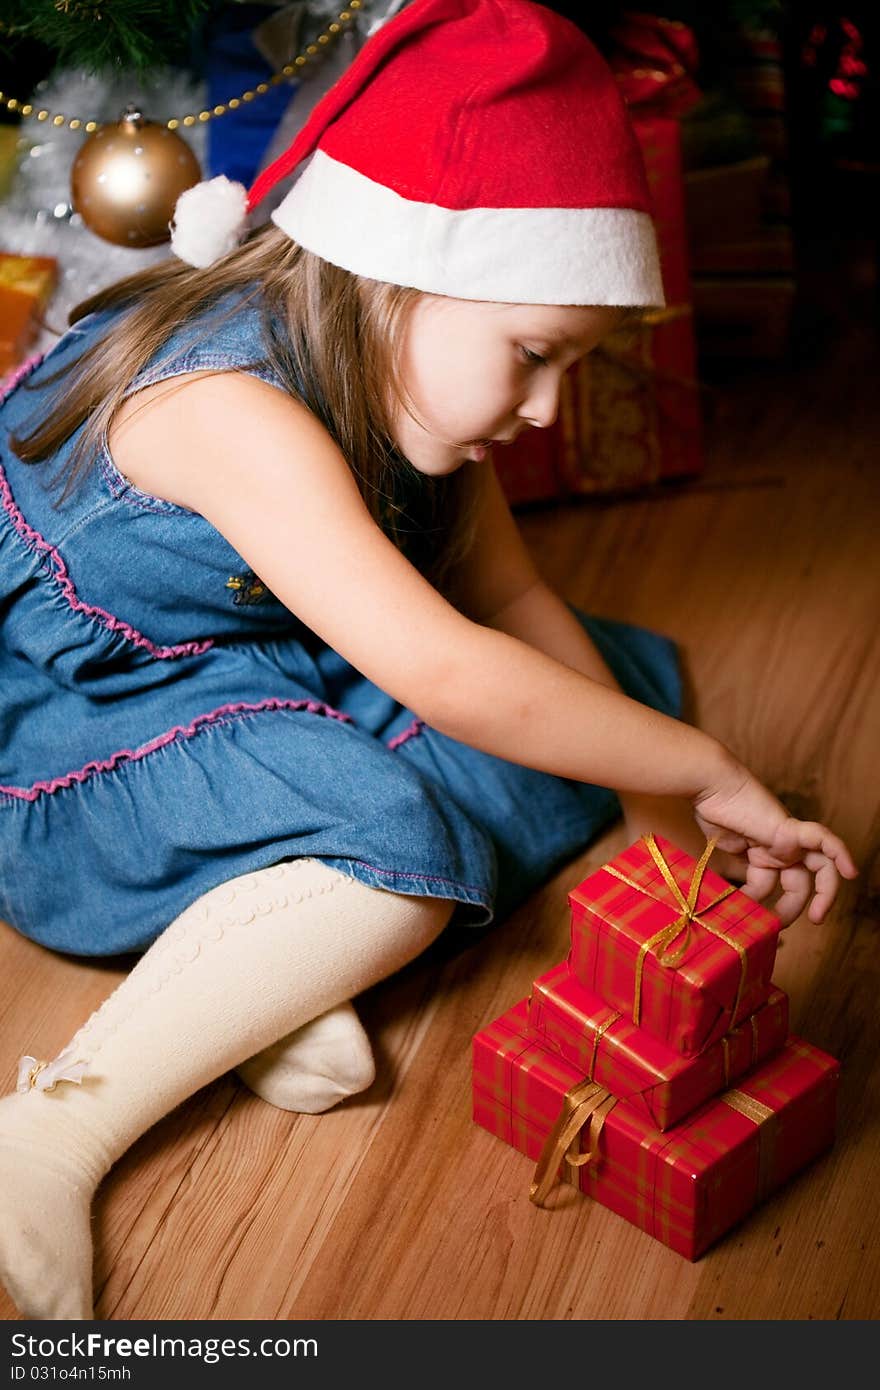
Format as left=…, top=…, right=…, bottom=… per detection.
left=518, top=373, right=563, bottom=430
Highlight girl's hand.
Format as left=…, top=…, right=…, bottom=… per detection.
left=621, top=792, right=752, bottom=889
left=691, top=762, right=860, bottom=927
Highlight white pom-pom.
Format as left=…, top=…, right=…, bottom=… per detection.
left=169, top=174, right=249, bottom=268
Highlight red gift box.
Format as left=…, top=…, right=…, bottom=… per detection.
left=473, top=1001, right=839, bottom=1261
left=528, top=961, right=789, bottom=1130
left=568, top=834, right=782, bottom=1057
left=494, top=115, right=702, bottom=506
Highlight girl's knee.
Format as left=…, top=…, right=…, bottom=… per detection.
left=364, top=882, right=456, bottom=955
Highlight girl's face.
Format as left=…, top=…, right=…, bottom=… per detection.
left=390, top=296, right=629, bottom=476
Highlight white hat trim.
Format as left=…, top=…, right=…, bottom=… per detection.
left=270, top=150, right=665, bottom=307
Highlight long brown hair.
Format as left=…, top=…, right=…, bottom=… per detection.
left=9, top=221, right=482, bottom=601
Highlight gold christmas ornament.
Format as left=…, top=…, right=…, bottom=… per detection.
left=70, top=105, right=202, bottom=248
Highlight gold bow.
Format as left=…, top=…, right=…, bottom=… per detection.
left=602, top=833, right=745, bottom=1027
left=529, top=1079, right=617, bottom=1208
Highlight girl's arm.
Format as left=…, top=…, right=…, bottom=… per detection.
left=126, top=371, right=857, bottom=924
left=149, top=372, right=726, bottom=800
left=479, top=578, right=746, bottom=871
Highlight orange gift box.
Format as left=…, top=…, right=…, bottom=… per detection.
left=473, top=1000, right=839, bottom=1261
left=528, top=961, right=789, bottom=1131
left=0, top=252, right=58, bottom=376
left=568, top=834, right=782, bottom=1057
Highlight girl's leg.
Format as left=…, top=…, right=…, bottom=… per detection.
left=0, top=858, right=453, bottom=1320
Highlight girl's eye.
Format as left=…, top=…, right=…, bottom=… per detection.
left=518, top=346, right=549, bottom=368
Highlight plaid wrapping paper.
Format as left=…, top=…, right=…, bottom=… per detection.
left=569, top=834, right=781, bottom=1057
left=528, top=961, right=789, bottom=1131
left=472, top=1001, right=839, bottom=1261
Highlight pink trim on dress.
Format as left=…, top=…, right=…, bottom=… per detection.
left=0, top=697, right=354, bottom=802
left=387, top=718, right=425, bottom=751
left=0, top=461, right=214, bottom=659
left=0, top=352, right=46, bottom=404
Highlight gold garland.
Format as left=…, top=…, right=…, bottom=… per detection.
left=0, top=1, right=363, bottom=136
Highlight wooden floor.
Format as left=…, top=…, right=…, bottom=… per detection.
left=2, top=238, right=878, bottom=1322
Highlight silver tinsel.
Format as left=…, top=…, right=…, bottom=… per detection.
left=0, top=68, right=208, bottom=356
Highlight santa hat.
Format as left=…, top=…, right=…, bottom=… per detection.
left=170, top=0, right=665, bottom=307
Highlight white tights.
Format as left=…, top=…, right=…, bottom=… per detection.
left=0, top=858, right=454, bottom=1319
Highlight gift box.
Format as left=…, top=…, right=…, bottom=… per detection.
left=568, top=833, right=782, bottom=1057
left=473, top=1001, right=839, bottom=1261
left=528, top=961, right=789, bottom=1130
left=494, top=115, right=702, bottom=505
left=0, top=252, right=58, bottom=376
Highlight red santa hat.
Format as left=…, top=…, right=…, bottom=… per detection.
left=170, top=0, right=665, bottom=307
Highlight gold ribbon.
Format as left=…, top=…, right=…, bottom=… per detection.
left=588, top=1008, right=622, bottom=1082
left=633, top=303, right=693, bottom=327
left=720, top=1087, right=777, bottom=1201
left=602, top=833, right=745, bottom=1028
left=529, top=1079, right=617, bottom=1208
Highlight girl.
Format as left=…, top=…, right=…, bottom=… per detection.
left=0, top=0, right=858, bottom=1321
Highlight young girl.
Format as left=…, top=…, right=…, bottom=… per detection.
left=0, top=0, right=858, bottom=1320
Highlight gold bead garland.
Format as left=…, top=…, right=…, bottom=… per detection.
left=0, top=2, right=363, bottom=136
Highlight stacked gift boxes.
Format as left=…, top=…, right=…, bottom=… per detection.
left=472, top=833, right=840, bottom=1260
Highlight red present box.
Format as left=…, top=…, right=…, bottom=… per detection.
left=473, top=1001, right=839, bottom=1261
left=494, top=115, right=702, bottom=506
left=528, top=961, right=789, bottom=1130
left=568, top=834, right=781, bottom=1057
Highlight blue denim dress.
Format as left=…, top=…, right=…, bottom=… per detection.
left=0, top=287, right=683, bottom=957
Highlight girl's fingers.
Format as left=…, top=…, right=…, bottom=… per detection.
left=710, top=817, right=855, bottom=927
left=771, top=863, right=813, bottom=928
left=771, top=820, right=859, bottom=878
left=738, top=863, right=779, bottom=904
left=806, top=856, right=841, bottom=923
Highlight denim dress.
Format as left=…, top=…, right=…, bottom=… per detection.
left=0, top=287, right=683, bottom=957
